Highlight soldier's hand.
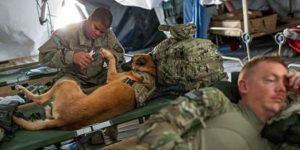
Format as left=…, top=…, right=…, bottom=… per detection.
left=73, top=51, right=93, bottom=70
left=286, top=71, right=300, bottom=94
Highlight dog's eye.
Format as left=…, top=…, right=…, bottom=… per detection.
left=136, top=58, right=146, bottom=66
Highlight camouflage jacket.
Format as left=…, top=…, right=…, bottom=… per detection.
left=136, top=87, right=273, bottom=150
left=262, top=98, right=300, bottom=150
left=39, top=20, right=125, bottom=85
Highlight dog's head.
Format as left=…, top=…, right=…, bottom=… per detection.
left=122, top=54, right=156, bottom=77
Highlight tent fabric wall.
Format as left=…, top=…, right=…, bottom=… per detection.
left=0, top=0, right=63, bottom=64
left=267, top=0, right=300, bottom=18
left=114, top=0, right=163, bottom=10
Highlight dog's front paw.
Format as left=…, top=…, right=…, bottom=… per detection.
left=15, top=85, right=32, bottom=101
left=100, top=49, right=115, bottom=60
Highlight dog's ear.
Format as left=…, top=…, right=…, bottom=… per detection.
left=136, top=57, right=147, bottom=66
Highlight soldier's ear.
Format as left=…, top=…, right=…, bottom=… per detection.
left=238, top=80, right=247, bottom=94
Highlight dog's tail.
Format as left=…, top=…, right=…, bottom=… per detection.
left=13, top=116, right=63, bottom=130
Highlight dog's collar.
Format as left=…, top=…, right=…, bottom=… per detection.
left=122, top=70, right=145, bottom=86
left=133, top=69, right=155, bottom=78
left=133, top=70, right=143, bottom=74
left=122, top=78, right=136, bottom=86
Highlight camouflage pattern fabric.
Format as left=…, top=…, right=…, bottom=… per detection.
left=0, top=102, right=18, bottom=132
left=158, top=24, right=197, bottom=40
left=136, top=87, right=236, bottom=150
left=0, top=102, right=19, bottom=142
left=152, top=23, right=227, bottom=95
left=262, top=99, right=300, bottom=149
left=132, top=71, right=156, bottom=107
left=39, top=20, right=125, bottom=86
left=0, top=128, right=4, bottom=142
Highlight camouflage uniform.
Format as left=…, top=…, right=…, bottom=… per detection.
left=132, top=71, right=156, bottom=107
left=0, top=128, right=4, bottom=142
left=39, top=21, right=125, bottom=87
left=136, top=87, right=273, bottom=150
left=152, top=24, right=227, bottom=95
left=262, top=98, right=300, bottom=150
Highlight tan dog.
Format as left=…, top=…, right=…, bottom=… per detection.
left=13, top=49, right=156, bottom=130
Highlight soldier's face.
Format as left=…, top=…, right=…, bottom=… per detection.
left=85, top=19, right=108, bottom=40
left=240, top=62, right=288, bottom=120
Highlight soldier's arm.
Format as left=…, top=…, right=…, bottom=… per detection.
left=136, top=87, right=235, bottom=149
left=198, top=129, right=249, bottom=150
left=39, top=33, right=73, bottom=68
left=105, top=29, right=125, bottom=70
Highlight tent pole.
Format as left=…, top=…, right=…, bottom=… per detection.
left=242, top=0, right=251, bottom=60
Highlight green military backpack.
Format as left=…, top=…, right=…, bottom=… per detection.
left=151, top=23, right=228, bottom=95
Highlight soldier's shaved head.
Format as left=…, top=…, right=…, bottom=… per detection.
left=238, top=56, right=287, bottom=81
left=90, top=7, right=113, bottom=28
